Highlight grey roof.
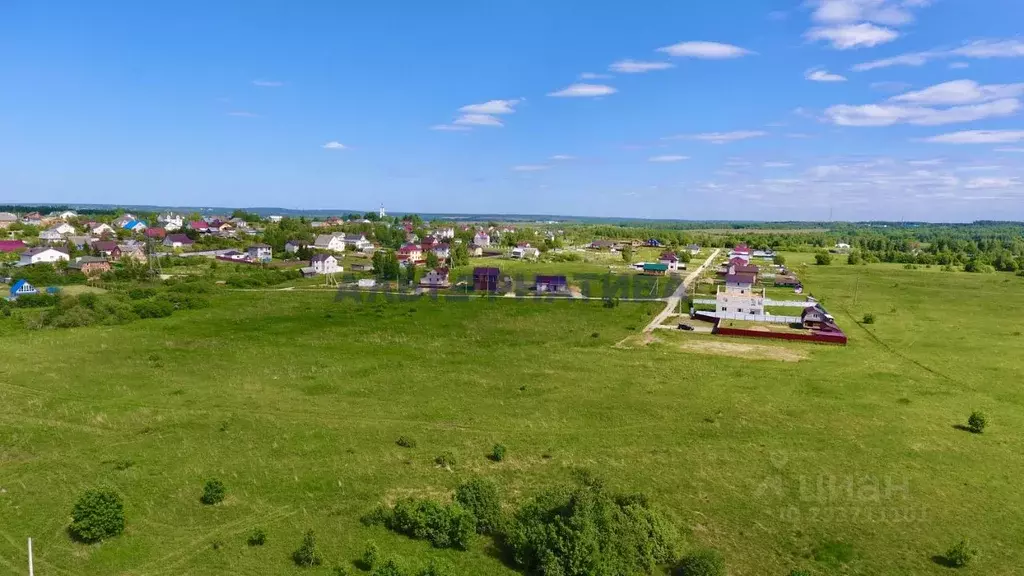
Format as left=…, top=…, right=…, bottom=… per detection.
left=248, top=243, right=271, bottom=249
left=0, top=212, right=18, bottom=221
left=314, top=234, right=336, bottom=246
left=24, top=246, right=68, bottom=256
left=310, top=253, right=333, bottom=262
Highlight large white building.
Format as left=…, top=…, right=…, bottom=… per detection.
left=19, top=247, right=70, bottom=266
left=715, top=272, right=764, bottom=316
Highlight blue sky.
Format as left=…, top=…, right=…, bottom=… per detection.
left=2, top=0, right=1023, bottom=221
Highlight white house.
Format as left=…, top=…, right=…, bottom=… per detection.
left=511, top=246, right=540, bottom=260
left=658, top=251, right=680, bottom=272
left=431, top=243, right=451, bottom=259
left=112, top=214, right=135, bottom=228
left=39, top=228, right=64, bottom=242
left=716, top=272, right=764, bottom=316
left=473, top=231, right=490, bottom=247
left=314, top=234, right=346, bottom=252
left=40, top=222, right=76, bottom=241
left=835, top=242, right=851, bottom=251
left=19, top=247, right=70, bottom=265
left=357, top=278, right=377, bottom=288
left=53, top=210, right=78, bottom=220
left=344, top=234, right=372, bottom=251
left=247, top=243, right=273, bottom=262
left=686, top=244, right=701, bottom=255
left=0, top=212, right=18, bottom=229
left=284, top=240, right=306, bottom=254
left=420, top=268, right=450, bottom=288
left=435, top=227, right=455, bottom=240
left=310, top=253, right=341, bottom=275
left=122, top=220, right=147, bottom=233
left=158, top=212, right=184, bottom=231
left=87, top=222, right=115, bottom=236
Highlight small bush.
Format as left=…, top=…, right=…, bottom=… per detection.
left=396, top=435, right=417, bottom=448
left=967, top=411, right=987, bottom=434
left=945, top=538, right=976, bottom=568
left=128, top=287, right=157, bottom=300
left=330, top=566, right=351, bottom=576
left=455, top=478, right=503, bottom=535
left=200, top=479, right=226, bottom=505
left=133, top=298, right=174, bottom=319
left=69, top=489, right=126, bottom=543
left=675, top=549, right=726, bottom=576
left=360, top=542, right=381, bottom=570
left=386, top=498, right=476, bottom=549
left=371, top=558, right=406, bottom=576
left=490, top=444, right=506, bottom=462
left=862, top=313, right=875, bottom=324
left=416, top=560, right=452, bottom=576
left=247, top=527, right=266, bottom=546
left=434, top=451, right=457, bottom=469
left=292, top=529, right=323, bottom=567
left=814, top=251, right=832, bottom=266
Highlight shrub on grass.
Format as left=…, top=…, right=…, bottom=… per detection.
left=967, top=412, right=987, bottom=434
left=862, top=313, right=875, bottom=324
left=503, top=475, right=679, bottom=576
left=674, top=549, right=726, bottom=576
left=200, top=479, right=226, bottom=505
left=455, top=477, right=503, bottom=535
left=945, top=538, right=976, bottom=568
left=360, top=542, right=381, bottom=570
left=133, top=298, right=174, bottom=319
left=434, top=451, right=457, bottom=469
left=292, top=529, right=323, bottom=567
left=69, top=489, right=126, bottom=543
left=372, top=559, right=406, bottom=576
left=386, top=498, right=476, bottom=549
left=416, top=560, right=452, bottom=576
left=330, top=566, right=351, bottom=576
left=247, top=527, right=266, bottom=546
left=490, top=444, right=507, bottom=462
left=396, top=435, right=417, bottom=448
left=814, top=251, right=832, bottom=265
left=128, top=287, right=157, bottom=300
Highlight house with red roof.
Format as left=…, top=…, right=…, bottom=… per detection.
left=659, top=251, right=680, bottom=272
left=0, top=240, right=27, bottom=253
left=145, top=227, right=167, bottom=239
left=188, top=220, right=210, bottom=232
left=397, top=243, right=423, bottom=262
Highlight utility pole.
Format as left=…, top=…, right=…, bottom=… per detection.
left=28, top=538, right=34, bottom=576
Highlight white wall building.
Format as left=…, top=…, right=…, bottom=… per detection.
left=715, top=273, right=764, bottom=316
left=19, top=247, right=70, bottom=266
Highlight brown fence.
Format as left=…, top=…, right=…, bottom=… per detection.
left=715, top=325, right=848, bottom=345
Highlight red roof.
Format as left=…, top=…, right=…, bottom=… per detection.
left=189, top=220, right=209, bottom=229
left=0, top=240, right=27, bottom=252
left=725, top=273, right=756, bottom=285
left=733, top=243, right=750, bottom=254
left=145, top=227, right=166, bottom=238
left=398, top=244, right=420, bottom=253
left=659, top=252, right=678, bottom=262
left=728, top=257, right=747, bottom=266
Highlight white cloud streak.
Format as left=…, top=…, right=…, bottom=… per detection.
left=825, top=99, right=1020, bottom=126
left=665, top=130, right=768, bottom=144
left=547, top=83, right=617, bottom=98
left=891, top=80, right=1024, bottom=105
left=252, top=80, right=284, bottom=87
left=458, top=99, right=523, bottom=115
left=453, top=113, right=504, bottom=127
left=806, top=23, right=899, bottom=50
left=321, top=141, right=347, bottom=150
left=609, top=59, right=674, bottom=73
left=854, top=39, right=1024, bottom=71
left=806, top=68, right=848, bottom=82
left=648, top=155, right=690, bottom=162
left=923, top=130, right=1024, bottom=144
left=656, top=41, right=754, bottom=59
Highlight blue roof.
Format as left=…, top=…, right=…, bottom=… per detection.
left=123, top=219, right=138, bottom=229
left=10, top=279, right=33, bottom=295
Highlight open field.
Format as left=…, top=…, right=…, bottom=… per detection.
left=1, top=262, right=1023, bottom=574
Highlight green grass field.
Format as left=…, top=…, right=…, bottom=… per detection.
left=1, top=261, right=1022, bottom=575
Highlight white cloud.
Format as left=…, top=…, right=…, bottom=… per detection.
left=656, top=41, right=754, bottom=59
left=430, top=124, right=472, bottom=132
left=825, top=99, right=1020, bottom=126
left=924, top=130, right=1024, bottom=144
left=580, top=72, right=613, bottom=80
left=907, top=159, right=943, bottom=166
left=227, top=111, right=259, bottom=117
left=321, top=141, right=347, bottom=150
left=550, top=154, right=575, bottom=160
left=458, top=99, right=523, bottom=115
left=648, top=155, right=690, bottom=162
left=666, top=130, right=768, bottom=144
left=806, top=68, right=848, bottom=82
left=609, top=59, right=674, bottom=73
left=948, top=62, right=970, bottom=69
left=252, top=80, right=284, bottom=87
left=454, top=113, right=504, bottom=127
left=996, top=147, right=1024, bottom=152
left=892, top=80, right=1024, bottom=105
left=547, top=83, right=617, bottom=98
left=965, top=177, right=1020, bottom=189
left=809, top=0, right=929, bottom=26
left=854, top=39, right=1024, bottom=71
left=806, top=23, right=899, bottom=50
left=512, top=165, right=549, bottom=172
left=763, top=161, right=793, bottom=168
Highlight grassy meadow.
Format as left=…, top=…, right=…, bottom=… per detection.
left=1, top=261, right=1022, bottom=575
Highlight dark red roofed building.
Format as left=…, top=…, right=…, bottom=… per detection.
left=189, top=220, right=210, bottom=232
left=145, top=227, right=167, bottom=239
left=535, top=275, right=568, bottom=293
left=473, top=267, right=500, bottom=292
left=91, top=241, right=121, bottom=259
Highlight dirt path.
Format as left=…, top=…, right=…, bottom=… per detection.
left=644, top=249, right=721, bottom=333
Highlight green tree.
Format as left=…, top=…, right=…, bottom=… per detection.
left=621, top=245, right=633, bottom=263
left=69, top=489, right=126, bottom=543
left=773, top=254, right=787, bottom=266
left=425, top=251, right=439, bottom=269
left=292, top=530, right=323, bottom=567
left=815, top=251, right=833, bottom=265
left=450, top=242, right=469, bottom=267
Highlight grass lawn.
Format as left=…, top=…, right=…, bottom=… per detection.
left=1, top=262, right=1022, bottom=574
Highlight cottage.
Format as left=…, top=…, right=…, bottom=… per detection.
left=145, top=227, right=167, bottom=240
left=420, top=267, right=450, bottom=288
left=119, top=244, right=147, bottom=263
left=90, top=240, right=121, bottom=259
left=645, top=239, right=663, bottom=247
left=158, top=212, right=183, bottom=229
left=397, top=243, right=423, bottom=262
left=310, top=253, right=341, bottom=275
left=67, top=236, right=90, bottom=249
left=344, top=234, right=372, bottom=251
left=435, top=227, right=455, bottom=239
left=350, top=261, right=374, bottom=272
left=774, top=275, right=801, bottom=288
left=38, top=228, right=65, bottom=242
left=284, top=240, right=306, bottom=254
left=642, top=263, right=669, bottom=276
left=188, top=220, right=210, bottom=233
left=112, top=214, right=135, bottom=228
left=473, top=267, right=500, bottom=292
left=473, top=231, right=491, bottom=247
left=0, top=212, right=19, bottom=229
left=589, top=239, right=617, bottom=251
left=87, top=222, right=116, bottom=236
left=421, top=236, right=439, bottom=248
left=802, top=305, right=836, bottom=329
left=19, top=247, right=69, bottom=265
left=686, top=244, right=701, bottom=255
left=53, top=210, right=78, bottom=220
left=467, top=244, right=483, bottom=257
left=163, top=234, right=194, bottom=249
left=8, top=279, right=39, bottom=299
left=21, top=212, right=42, bottom=226
left=247, top=243, right=273, bottom=262
left=659, top=252, right=680, bottom=272
left=535, top=275, right=568, bottom=293
left=729, top=243, right=751, bottom=263
left=0, top=240, right=27, bottom=253
left=511, top=246, right=539, bottom=260
left=314, top=234, right=347, bottom=252
left=68, top=256, right=111, bottom=276
left=431, top=243, right=451, bottom=259
left=716, top=273, right=764, bottom=316
left=122, top=220, right=147, bottom=232
left=357, top=278, right=377, bottom=288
